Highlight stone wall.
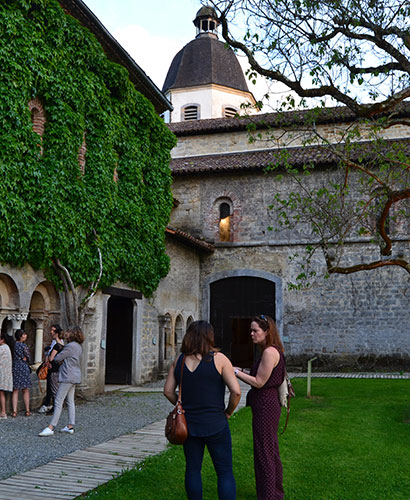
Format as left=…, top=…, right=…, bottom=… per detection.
left=172, top=121, right=410, bottom=158
left=170, top=155, right=410, bottom=370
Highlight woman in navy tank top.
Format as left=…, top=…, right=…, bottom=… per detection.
left=164, top=321, right=241, bottom=500
left=234, top=315, right=286, bottom=500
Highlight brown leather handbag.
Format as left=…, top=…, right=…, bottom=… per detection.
left=165, top=356, right=188, bottom=445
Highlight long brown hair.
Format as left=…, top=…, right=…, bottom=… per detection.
left=181, top=320, right=218, bottom=358
left=66, top=326, right=85, bottom=344
left=252, top=315, right=284, bottom=353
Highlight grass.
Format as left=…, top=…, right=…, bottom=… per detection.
left=78, top=379, right=410, bottom=500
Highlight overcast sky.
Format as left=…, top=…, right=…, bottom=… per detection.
left=82, top=0, right=278, bottom=103
left=83, top=0, right=212, bottom=90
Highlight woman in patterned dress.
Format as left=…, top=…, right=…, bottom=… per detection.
left=0, top=332, right=14, bottom=419
left=11, top=329, right=32, bottom=417
left=234, top=315, right=285, bottom=500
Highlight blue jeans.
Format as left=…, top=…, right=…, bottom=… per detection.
left=183, top=422, right=236, bottom=500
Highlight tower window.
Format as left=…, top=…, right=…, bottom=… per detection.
left=224, top=106, right=238, bottom=118
left=183, top=105, right=200, bottom=121
left=219, top=202, right=231, bottom=241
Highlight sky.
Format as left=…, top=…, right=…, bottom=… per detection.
left=82, top=0, right=274, bottom=102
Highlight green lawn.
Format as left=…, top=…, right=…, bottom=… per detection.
left=79, top=379, right=410, bottom=500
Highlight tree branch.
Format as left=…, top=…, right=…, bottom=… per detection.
left=328, top=259, right=410, bottom=274
left=378, top=188, right=410, bottom=255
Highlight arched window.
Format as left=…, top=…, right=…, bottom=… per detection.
left=224, top=106, right=238, bottom=118
left=183, top=105, right=200, bottom=121
left=28, top=98, right=45, bottom=154
left=219, top=202, right=231, bottom=241
left=78, top=132, right=86, bottom=174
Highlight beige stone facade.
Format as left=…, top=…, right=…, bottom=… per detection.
left=167, top=109, right=410, bottom=371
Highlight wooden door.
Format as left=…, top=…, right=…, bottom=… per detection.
left=210, top=276, right=275, bottom=367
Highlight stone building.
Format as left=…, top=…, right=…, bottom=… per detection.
left=158, top=7, right=410, bottom=371
left=0, top=0, right=187, bottom=407
left=2, top=1, right=409, bottom=418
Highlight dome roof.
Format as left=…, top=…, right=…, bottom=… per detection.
left=162, top=36, right=250, bottom=94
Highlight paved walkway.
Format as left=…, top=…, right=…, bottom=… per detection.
left=0, top=373, right=408, bottom=499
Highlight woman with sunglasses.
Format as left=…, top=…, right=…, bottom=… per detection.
left=234, top=315, right=285, bottom=500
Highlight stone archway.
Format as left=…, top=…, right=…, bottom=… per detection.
left=28, top=281, right=61, bottom=366
left=0, top=273, right=21, bottom=337
left=204, top=270, right=283, bottom=367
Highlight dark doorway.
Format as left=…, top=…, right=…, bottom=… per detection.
left=105, top=296, right=133, bottom=384
left=210, top=276, right=276, bottom=368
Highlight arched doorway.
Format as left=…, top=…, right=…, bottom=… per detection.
left=210, top=276, right=276, bottom=368
left=105, top=296, right=133, bottom=384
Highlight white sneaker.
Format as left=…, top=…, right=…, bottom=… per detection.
left=60, top=426, right=74, bottom=434
left=39, top=427, right=54, bottom=437
left=38, top=405, right=49, bottom=413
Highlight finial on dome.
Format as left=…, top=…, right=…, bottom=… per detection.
left=193, top=6, right=219, bottom=39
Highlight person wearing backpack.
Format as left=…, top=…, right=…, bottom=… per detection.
left=234, top=315, right=285, bottom=500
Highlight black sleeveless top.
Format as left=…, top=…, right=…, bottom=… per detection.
left=175, top=352, right=227, bottom=437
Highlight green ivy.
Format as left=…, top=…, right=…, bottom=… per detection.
left=0, top=0, right=176, bottom=296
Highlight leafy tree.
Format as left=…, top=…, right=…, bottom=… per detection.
left=208, top=0, right=410, bottom=285
left=0, top=0, right=176, bottom=324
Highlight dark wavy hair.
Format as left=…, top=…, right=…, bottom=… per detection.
left=1, top=331, right=15, bottom=358
left=51, top=324, right=63, bottom=337
left=66, top=326, right=84, bottom=344
left=252, top=315, right=284, bottom=353
left=14, top=329, right=26, bottom=341
left=181, top=320, right=218, bottom=358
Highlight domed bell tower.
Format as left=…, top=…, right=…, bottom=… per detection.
left=162, top=6, right=257, bottom=123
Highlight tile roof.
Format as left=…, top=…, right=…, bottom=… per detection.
left=163, top=36, right=250, bottom=94
left=168, top=102, right=410, bottom=136
left=171, top=138, right=410, bottom=175
left=166, top=227, right=214, bottom=253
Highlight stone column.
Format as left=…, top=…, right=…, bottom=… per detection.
left=158, top=315, right=171, bottom=375
left=33, top=319, right=45, bottom=367
left=7, top=312, right=28, bottom=333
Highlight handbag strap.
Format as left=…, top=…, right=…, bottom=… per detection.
left=177, top=355, right=185, bottom=403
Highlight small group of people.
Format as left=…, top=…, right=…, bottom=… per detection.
left=164, top=315, right=285, bottom=500
left=0, top=328, right=34, bottom=418
left=0, top=323, right=84, bottom=437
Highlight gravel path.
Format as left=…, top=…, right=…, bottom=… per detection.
left=0, top=389, right=172, bottom=481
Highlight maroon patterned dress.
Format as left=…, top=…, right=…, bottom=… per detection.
left=246, top=346, right=285, bottom=500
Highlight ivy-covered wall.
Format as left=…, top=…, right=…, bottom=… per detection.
left=0, top=0, right=176, bottom=296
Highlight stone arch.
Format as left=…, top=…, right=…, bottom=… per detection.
left=1, top=317, right=13, bottom=336
left=30, top=281, right=60, bottom=313
left=163, top=312, right=173, bottom=361
left=186, top=315, right=194, bottom=329
left=203, top=269, right=283, bottom=339
left=0, top=273, right=20, bottom=311
left=175, top=314, right=184, bottom=348
left=204, top=191, right=242, bottom=243
left=29, top=280, right=61, bottom=365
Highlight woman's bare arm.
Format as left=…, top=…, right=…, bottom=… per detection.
left=215, top=353, right=241, bottom=418
left=163, top=357, right=178, bottom=405
left=234, top=347, right=279, bottom=388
